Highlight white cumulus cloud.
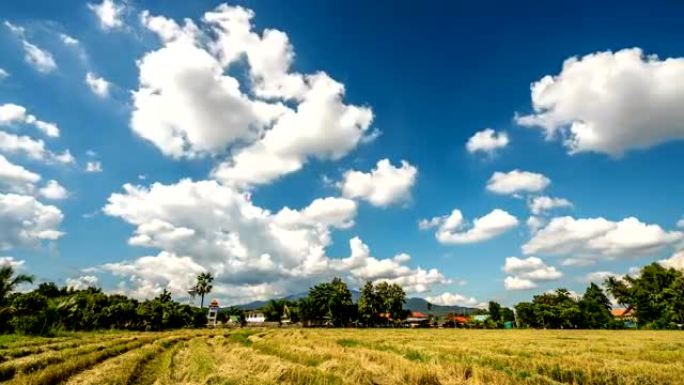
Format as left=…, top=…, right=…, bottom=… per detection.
left=59, top=33, right=79, bottom=46
left=132, top=6, right=373, bottom=188
left=0, top=256, right=24, bottom=269
left=503, top=256, right=563, bottom=283
left=423, top=208, right=518, bottom=244
left=85, top=72, right=110, bottom=97
left=466, top=128, right=509, bottom=155
left=504, top=276, right=537, bottom=291
left=0, top=154, right=40, bottom=193
left=659, top=250, right=684, bottom=270
left=425, top=292, right=479, bottom=307
left=66, top=275, right=99, bottom=290
left=0, top=103, right=60, bottom=137
left=339, top=159, right=417, bottom=207
left=523, top=216, right=683, bottom=259
left=100, top=179, right=447, bottom=303
left=39, top=180, right=68, bottom=200
left=0, top=131, right=73, bottom=166
left=516, top=48, right=684, bottom=156
left=0, top=193, right=64, bottom=250
left=88, top=0, right=124, bottom=30
left=528, top=196, right=572, bottom=215
left=486, top=170, right=550, bottom=195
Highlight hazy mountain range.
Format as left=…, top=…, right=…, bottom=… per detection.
left=232, top=291, right=478, bottom=316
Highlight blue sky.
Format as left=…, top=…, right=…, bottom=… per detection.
left=1, top=0, right=683, bottom=306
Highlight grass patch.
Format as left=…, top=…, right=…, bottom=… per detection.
left=278, top=367, right=343, bottom=385
left=403, top=349, right=431, bottom=362
left=336, top=338, right=361, bottom=348
left=225, top=330, right=256, bottom=347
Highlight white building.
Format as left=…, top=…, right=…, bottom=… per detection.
left=246, top=311, right=266, bottom=324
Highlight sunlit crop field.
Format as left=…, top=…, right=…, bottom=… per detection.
left=1, top=328, right=683, bottom=385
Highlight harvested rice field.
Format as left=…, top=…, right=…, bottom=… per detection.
left=1, top=328, right=683, bottom=385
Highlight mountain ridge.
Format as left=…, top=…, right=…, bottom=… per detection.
left=231, top=290, right=478, bottom=316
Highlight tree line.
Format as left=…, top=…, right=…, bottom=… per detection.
left=494, top=262, right=684, bottom=329
left=1, top=261, right=683, bottom=335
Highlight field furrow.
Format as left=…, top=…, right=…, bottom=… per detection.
left=4, top=335, right=163, bottom=385
left=63, top=334, right=189, bottom=385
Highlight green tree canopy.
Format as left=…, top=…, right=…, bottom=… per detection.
left=307, top=277, right=354, bottom=326
left=605, top=263, right=684, bottom=327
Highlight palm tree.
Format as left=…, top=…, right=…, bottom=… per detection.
left=0, top=265, right=34, bottom=305
left=193, top=272, right=214, bottom=308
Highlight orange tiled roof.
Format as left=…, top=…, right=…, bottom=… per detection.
left=611, top=308, right=634, bottom=317
left=410, top=311, right=428, bottom=319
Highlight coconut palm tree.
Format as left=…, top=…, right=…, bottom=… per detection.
left=0, top=265, right=34, bottom=305
left=193, top=272, right=214, bottom=308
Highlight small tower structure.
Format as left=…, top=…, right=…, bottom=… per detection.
left=207, top=299, right=219, bottom=328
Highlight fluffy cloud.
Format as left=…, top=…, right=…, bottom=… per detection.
left=504, top=276, right=537, bottom=291
left=0, top=103, right=60, bottom=137
left=0, top=154, right=40, bottom=193
left=0, top=193, right=64, bottom=250
left=4, top=22, right=57, bottom=73
left=423, top=208, right=518, bottom=244
left=132, top=19, right=283, bottom=158
left=503, top=256, right=562, bottom=283
left=59, top=33, right=79, bottom=46
left=0, top=256, right=25, bottom=269
left=210, top=71, right=373, bottom=186
left=88, top=0, right=124, bottom=30
left=39, top=180, right=68, bottom=200
left=516, top=48, right=684, bottom=156
left=339, top=159, right=417, bottom=207
left=338, top=237, right=448, bottom=293
left=101, top=179, right=447, bottom=302
left=0, top=68, right=8, bottom=80
left=424, top=292, right=478, bottom=307
left=102, top=252, right=204, bottom=297
left=486, top=170, right=550, bottom=195
left=133, top=6, right=373, bottom=187
left=66, top=275, right=99, bottom=290
left=677, top=218, right=684, bottom=229
left=85, top=73, right=110, bottom=97
left=528, top=196, right=572, bottom=215
left=86, top=161, right=102, bottom=173
left=526, top=216, right=545, bottom=233
left=659, top=250, right=684, bottom=270
left=523, top=216, right=683, bottom=259
left=466, top=128, right=509, bottom=154
left=0, top=132, right=73, bottom=164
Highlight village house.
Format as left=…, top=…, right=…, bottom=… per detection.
left=611, top=308, right=637, bottom=328
left=405, top=311, right=430, bottom=327
left=442, top=314, right=469, bottom=328
left=245, top=311, right=266, bottom=325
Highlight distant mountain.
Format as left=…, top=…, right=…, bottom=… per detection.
left=232, top=290, right=477, bottom=316
left=405, top=297, right=478, bottom=316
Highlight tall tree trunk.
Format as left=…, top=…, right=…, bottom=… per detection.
left=201, top=293, right=205, bottom=308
